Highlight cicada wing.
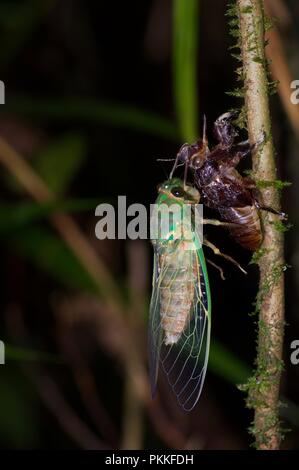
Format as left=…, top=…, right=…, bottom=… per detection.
left=148, top=243, right=180, bottom=398
left=148, top=251, right=163, bottom=397
left=160, top=248, right=211, bottom=411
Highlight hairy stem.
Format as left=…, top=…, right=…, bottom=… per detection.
left=237, top=0, right=285, bottom=449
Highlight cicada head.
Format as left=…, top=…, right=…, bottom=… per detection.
left=176, top=117, right=210, bottom=171
left=158, top=178, right=200, bottom=203
left=213, top=111, right=238, bottom=146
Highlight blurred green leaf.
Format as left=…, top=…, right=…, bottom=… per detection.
left=7, top=225, right=98, bottom=292
left=0, top=0, right=53, bottom=66
left=173, top=0, right=199, bottom=141
left=0, top=198, right=103, bottom=234
left=0, top=368, right=38, bottom=447
left=3, top=96, right=178, bottom=141
left=34, top=134, right=87, bottom=195
left=5, top=344, right=64, bottom=364
left=210, top=339, right=251, bottom=384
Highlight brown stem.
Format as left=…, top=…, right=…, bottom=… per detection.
left=237, top=0, right=285, bottom=449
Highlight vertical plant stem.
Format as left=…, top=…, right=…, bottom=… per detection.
left=173, top=0, right=199, bottom=141
left=237, top=0, right=285, bottom=449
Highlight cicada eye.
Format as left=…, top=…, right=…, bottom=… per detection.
left=177, top=143, right=190, bottom=162
left=193, top=157, right=202, bottom=168
left=171, top=187, right=184, bottom=198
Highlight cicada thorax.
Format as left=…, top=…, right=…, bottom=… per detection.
left=159, top=247, right=198, bottom=345
left=219, top=205, right=262, bottom=251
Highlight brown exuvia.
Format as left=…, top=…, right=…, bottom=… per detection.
left=171, top=111, right=285, bottom=251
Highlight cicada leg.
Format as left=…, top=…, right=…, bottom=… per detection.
left=202, top=218, right=240, bottom=228
left=203, top=238, right=247, bottom=274
left=206, top=258, right=225, bottom=280
left=169, top=144, right=188, bottom=179
left=254, top=200, right=287, bottom=220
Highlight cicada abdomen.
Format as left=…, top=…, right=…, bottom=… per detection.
left=159, top=248, right=197, bottom=345
left=219, top=206, right=263, bottom=251
left=149, top=178, right=211, bottom=411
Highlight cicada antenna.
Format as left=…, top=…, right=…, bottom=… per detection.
left=183, top=160, right=188, bottom=190
left=157, top=157, right=185, bottom=179
left=169, top=153, right=180, bottom=179
left=203, top=114, right=208, bottom=145
left=169, top=141, right=190, bottom=179
left=156, top=158, right=176, bottom=161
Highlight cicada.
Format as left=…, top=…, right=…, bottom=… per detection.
left=148, top=178, right=211, bottom=411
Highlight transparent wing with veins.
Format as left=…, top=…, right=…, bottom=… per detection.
left=148, top=240, right=211, bottom=411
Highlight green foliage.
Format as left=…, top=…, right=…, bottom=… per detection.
left=173, top=0, right=199, bottom=141
left=226, top=87, right=246, bottom=98
left=268, top=79, right=279, bottom=96
left=210, top=340, right=250, bottom=384
left=264, top=13, right=277, bottom=32
left=5, top=344, right=63, bottom=364
left=2, top=96, right=178, bottom=141
left=227, top=2, right=240, bottom=33
left=0, top=368, right=38, bottom=447
left=7, top=224, right=98, bottom=292
left=0, top=199, right=99, bottom=234
left=252, top=263, right=288, bottom=316
left=240, top=6, right=253, bottom=15
left=34, top=134, right=87, bottom=195
left=226, top=0, right=278, bottom=128
left=250, top=248, right=268, bottom=265
left=255, top=179, right=292, bottom=191
left=271, top=220, right=293, bottom=234
left=239, top=316, right=285, bottom=448
left=226, top=2, right=241, bottom=54
left=226, top=2, right=248, bottom=128
left=0, top=0, right=52, bottom=66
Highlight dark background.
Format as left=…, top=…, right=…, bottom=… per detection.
left=0, top=0, right=298, bottom=450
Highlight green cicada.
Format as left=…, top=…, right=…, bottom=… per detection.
left=149, top=178, right=211, bottom=411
